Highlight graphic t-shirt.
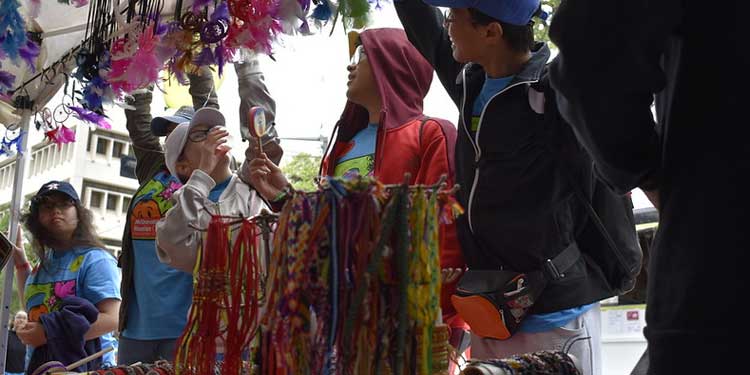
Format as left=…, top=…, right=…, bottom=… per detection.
left=123, top=170, right=194, bottom=340
left=25, top=247, right=121, bottom=367
left=334, top=123, right=378, bottom=178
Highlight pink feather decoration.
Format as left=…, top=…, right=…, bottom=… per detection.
left=46, top=126, right=76, bottom=146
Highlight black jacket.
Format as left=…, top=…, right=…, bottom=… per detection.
left=549, top=0, right=750, bottom=372
left=395, top=0, right=614, bottom=313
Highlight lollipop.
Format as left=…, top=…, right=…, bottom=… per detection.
left=248, top=106, right=268, bottom=154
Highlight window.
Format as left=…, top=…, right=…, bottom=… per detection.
left=106, top=194, right=118, bottom=211
left=122, top=196, right=131, bottom=210
left=113, top=141, right=125, bottom=158
left=96, top=138, right=109, bottom=155
left=89, top=191, right=104, bottom=209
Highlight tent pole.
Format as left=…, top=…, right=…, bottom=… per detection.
left=0, top=98, right=33, bottom=373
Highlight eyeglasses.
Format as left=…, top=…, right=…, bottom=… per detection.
left=350, top=45, right=366, bottom=65
left=188, top=126, right=218, bottom=142
left=38, top=200, right=75, bottom=213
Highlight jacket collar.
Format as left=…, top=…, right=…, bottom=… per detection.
left=457, top=42, right=550, bottom=86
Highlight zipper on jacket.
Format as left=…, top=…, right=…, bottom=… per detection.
left=466, top=79, right=537, bottom=234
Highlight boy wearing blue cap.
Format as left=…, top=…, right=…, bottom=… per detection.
left=394, top=1, right=615, bottom=373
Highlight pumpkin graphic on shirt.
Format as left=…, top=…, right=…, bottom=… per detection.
left=25, top=279, right=77, bottom=321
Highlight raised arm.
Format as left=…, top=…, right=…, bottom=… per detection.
left=394, top=0, right=464, bottom=104
left=124, top=88, right=165, bottom=184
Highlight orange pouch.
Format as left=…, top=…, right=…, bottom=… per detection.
left=451, top=270, right=546, bottom=340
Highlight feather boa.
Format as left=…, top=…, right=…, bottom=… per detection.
left=67, top=105, right=112, bottom=129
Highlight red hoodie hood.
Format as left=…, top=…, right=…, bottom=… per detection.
left=334, top=28, right=434, bottom=141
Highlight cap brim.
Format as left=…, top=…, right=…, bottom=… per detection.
left=422, top=0, right=474, bottom=8
left=151, top=115, right=190, bottom=136
left=191, top=107, right=225, bottom=128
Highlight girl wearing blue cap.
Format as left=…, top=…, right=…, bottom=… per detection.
left=16, top=181, right=120, bottom=373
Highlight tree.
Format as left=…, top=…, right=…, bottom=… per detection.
left=281, top=153, right=322, bottom=192
left=535, top=0, right=561, bottom=46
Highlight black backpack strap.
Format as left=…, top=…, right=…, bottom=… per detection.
left=544, top=241, right=582, bottom=281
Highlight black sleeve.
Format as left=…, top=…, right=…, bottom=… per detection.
left=394, top=0, right=464, bottom=104
left=548, top=0, right=683, bottom=194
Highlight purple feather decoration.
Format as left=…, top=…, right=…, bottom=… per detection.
left=215, top=44, right=226, bottom=77
left=19, top=40, right=40, bottom=72
left=210, top=2, right=229, bottom=22
left=0, top=71, right=16, bottom=91
left=192, top=0, right=211, bottom=12
left=67, top=105, right=112, bottom=129
left=193, top=47, right=214, bottom=67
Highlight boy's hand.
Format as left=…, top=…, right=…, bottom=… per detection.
left=198, top=127, right=231, bottom=173
left=245, top=139, right=283, bottom=165
left=245, top=153, right=289, bottom=201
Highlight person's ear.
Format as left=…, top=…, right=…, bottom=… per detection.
left=176, top=159, right=192, bottom=179
left=486, top=22, right=504, bottom=42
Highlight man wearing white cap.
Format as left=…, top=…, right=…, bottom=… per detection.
left=155, top=107, right=267, bottom=273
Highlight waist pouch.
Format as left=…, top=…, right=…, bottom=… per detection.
left=451, top=242, right=581, bottom=340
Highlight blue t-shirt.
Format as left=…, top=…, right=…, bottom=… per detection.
left=470, top=75, right=515, bottom=132
left=334, top=123, right=378, bottom=178
left=25, top=247, right=121, bottom=367
left=519, top=304, right=595, bottom=333
left=123, top=170, right=194, bottom=341
left=208, top=177, right=232, bottom=202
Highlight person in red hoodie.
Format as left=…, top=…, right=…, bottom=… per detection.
left=248, top=27, right=468, bottom=360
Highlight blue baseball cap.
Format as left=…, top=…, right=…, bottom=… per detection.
left=32, top=181, right=81, bottom=206
left=425, top=0, right=544, bottom=26
left=151, top=106, right=195, bottom=137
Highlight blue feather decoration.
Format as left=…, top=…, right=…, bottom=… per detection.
left=312, top=0, right=333, bottom=21
left=0, top=0, right=28, bottom=60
